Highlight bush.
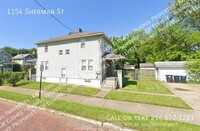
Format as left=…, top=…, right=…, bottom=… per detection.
left=2, top=72, right=26, bottom=86
left=186, top=51, right=200, bottom=83
left=13, top=64, right=22, bottom=72
left=6, top=72, right=22, bottom=86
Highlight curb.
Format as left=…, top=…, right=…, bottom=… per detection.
left=0, top=98, right=136, bottom=131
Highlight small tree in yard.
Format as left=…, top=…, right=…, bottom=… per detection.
left=7, top=72, right=22, bottom=86
left=186, top=51, right=200, bottom=83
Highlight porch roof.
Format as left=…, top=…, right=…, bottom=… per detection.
left=103, top=54, right=126, bottom=61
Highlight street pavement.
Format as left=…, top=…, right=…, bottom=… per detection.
left=0, top=99, right=114, bottom=131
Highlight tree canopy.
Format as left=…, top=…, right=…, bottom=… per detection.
left=112, top=0, right=200, bottom=68
left=0, top=46, right=37, bottom=58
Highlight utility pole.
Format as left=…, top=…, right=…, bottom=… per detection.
left=39, top=64, right=44, bottom=99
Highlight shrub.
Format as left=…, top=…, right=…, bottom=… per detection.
left=2, top=72, right=25, bottom=86
left=6, top=72, right=22, bottom=86
left=13, top=64, right=22, bottom=72
left=0, top=79, right=2, bottom=86
left=186, top=51, right=200, bottom=83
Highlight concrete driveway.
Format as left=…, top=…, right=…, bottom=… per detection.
left=164, top=83, right=200, bottom=111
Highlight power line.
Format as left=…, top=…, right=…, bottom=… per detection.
left=33, top=0, right=76, bottom=33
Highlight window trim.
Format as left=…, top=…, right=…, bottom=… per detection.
left=81, top=60, right=87, bottom=71
left=80, top=38, right=85, bottom=48
left=61, top=68, right=66, bottom=78
left=44, top=44, right=48, bottom=52
left=65, top=49, right=70, bottom=55
left=81, top=59, right=93, bottom=72
left=45, top=61, right=49, bottom=70
left=59, top=50, right=63, bottom=55
left=88, top=60, right=93, bottom=71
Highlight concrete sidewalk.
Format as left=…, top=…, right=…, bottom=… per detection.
left=0, top=86, right=200, bottom=125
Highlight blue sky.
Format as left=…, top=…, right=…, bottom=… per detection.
left=0, top=0, right=174, bottom=49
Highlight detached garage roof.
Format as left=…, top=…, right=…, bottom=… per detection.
left=154, top=61, right=186, bottom=68
left=140, top=63, right=155, bottom=68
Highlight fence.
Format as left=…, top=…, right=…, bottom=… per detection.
left=124, top=69, right=155, bottom=81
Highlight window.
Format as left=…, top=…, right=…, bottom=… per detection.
left=4, top=56, right=7, bottom=61
left=45, top=45, right=48, bottom=52
left=81, top=60, right=86, bottom=71
left=65, top=49, right=70, bottom=54
left=88, top=60, right=93, bottom=71
left=45, top=61, right=49, bottom=70
left=80, top=38, right=85, bottom=48
left=59, top=50, right=63, bottom=55
left=81, top=59, right=93, bottom=71
left=61, top=68, right=66, bottom=78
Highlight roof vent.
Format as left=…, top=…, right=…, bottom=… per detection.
left=77, top=28, right=83, bottom=33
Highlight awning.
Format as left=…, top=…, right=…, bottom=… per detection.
left=103, top=54, right=126, bottom=61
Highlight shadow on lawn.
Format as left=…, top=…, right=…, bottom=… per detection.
left=17, top=81, right=30, bottom=87
left=126, top=80, right=137, bottom=85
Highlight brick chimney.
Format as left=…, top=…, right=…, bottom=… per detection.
left=77, top=28, right=83, bottom=33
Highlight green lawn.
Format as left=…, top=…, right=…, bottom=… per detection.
left=0, top=90, right=199, bottom=131
left=16, top=80, right=100, bottom=96
left=106, top=91, right=192, bottom=109
left=123, top=75, right=172, bottom=94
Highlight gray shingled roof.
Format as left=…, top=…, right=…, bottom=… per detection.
left=0, top=50, right=12, bottom=57
left=12, top=54, right=31, bottom=60
left=36, top=31, right=113, bottom=45
left=103, top=54, right=126, bottom=60
left=140, top=63, right=155, bottom=68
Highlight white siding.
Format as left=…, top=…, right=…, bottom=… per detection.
left=36, top=36, right=102, bottom=87
left=156, top=67, right=187, bottom=82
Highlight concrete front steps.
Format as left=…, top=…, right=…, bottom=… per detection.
left=102, top=77, right=117, bottom=90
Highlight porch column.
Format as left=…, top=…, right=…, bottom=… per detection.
left=117, top=70, right=123, bottom=88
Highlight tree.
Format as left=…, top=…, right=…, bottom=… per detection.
left=170, top=0, right=200, bottom=30
left=186, top=50, right=200, bottom=82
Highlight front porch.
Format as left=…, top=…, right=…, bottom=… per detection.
left=102, top=54, right=126, bottom=90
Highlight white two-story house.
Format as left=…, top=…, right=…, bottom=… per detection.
left=36, top=29, right=123, bottom=88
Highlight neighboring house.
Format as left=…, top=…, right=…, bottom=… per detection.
left=0, top=50, right=13, bottom=71
left=140, top=63, right=155, bottom=76
left=154, top=61, right=187, bottom=82
left=36, top=28, right=125, bottom=88
left=12, top=54, right=35, bottom=66
left=140, top=63, right=155, bottom=70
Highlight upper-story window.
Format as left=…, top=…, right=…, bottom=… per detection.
left=59, top=50, right=63, bottom=55
left=65, top=49, right=70, bottom=55
left=45, top=44, right=48, bottom=52
left=80, top=38, right=85, bottom=48
left=4, top=56, right=7, bottom=61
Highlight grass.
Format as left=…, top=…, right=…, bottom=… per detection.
left=0, top=89, right=199, bottom=131
left=16, top=80, right=100, bottom=96
left=123, top=75, right=172, bottom=94
left=106, top=91, right=192, bottom=109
